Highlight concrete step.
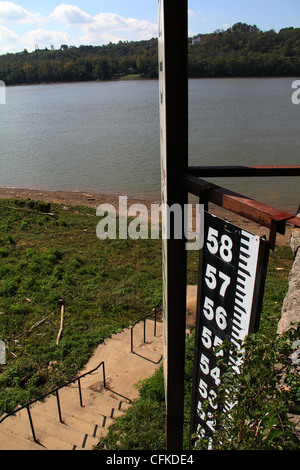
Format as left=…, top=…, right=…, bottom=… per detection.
left=60, top=413, right=107, bottom=438
left=2, top=408, right=100, bottom=450
left=34, top=420, right=100, bottom=450
left=109, top=320, right=163, bottom=347
left=0, top=408, right=35, bottom=444
left=0, top=427, right=45, bottom=450
left=0, top=387, right=129, bottom=450
left=79, top=347, right=163, bottom=400
left=0, top=321, right=163, bottom=450
left=57, top=413, right=116, bottom=445
left=31, top=387, right=128, bottom=424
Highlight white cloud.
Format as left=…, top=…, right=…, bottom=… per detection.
left=51, top=4, right=157, bottom=43
left=0, top=24, right=17, bottom=40
left=0, top=24, right=18, bottom=52
left=93, top=14, right=155, bottom=34
left=51, top=4, right=93, bottom=25
left=81, top=13, right=157, bottom=44
left=79, top=30, right=123, bottom=47
left=0, top=1, right=44, bottom=24
left=94, top=12, right=132, bottom=30
left=0, top=3, right=158, bottom=53
left=21, top=28, right=71, bottom=49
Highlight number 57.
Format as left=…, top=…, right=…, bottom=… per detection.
left=205, top=264, right=231, bottom=297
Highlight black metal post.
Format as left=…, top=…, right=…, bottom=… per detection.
left=56, top=390, right=63, bottom=423
left=78, top=378, right=83, bottom=407
left=158, top=0, right=188, bottom=450
left=130, top=327, right=133, bottom=353
left=26, top=405, right=38, bottom=443
left=102, top=362, right=106, bottom=389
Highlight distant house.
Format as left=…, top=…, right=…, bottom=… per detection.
left=191, top=35, right=202, bottom=45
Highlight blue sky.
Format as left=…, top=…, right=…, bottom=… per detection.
left=0, top=1, right=299, bottom=54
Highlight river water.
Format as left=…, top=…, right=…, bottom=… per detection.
left=0, top=78, right=299, bottom=212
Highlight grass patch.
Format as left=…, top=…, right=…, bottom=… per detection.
left=0, top=198, right=163, bottom=414
left=116, top=74, right=144, bottom=81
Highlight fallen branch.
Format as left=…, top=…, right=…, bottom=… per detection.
left=27, top=312, right=54, bottom=335
left=56, top=301, right=65, bottom=346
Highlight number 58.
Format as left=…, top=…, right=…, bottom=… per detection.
left=207, top=227, right=233, bottom=263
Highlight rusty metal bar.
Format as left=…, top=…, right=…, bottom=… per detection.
left=207, top=186, right=292, bottom=233
left=173, top=172, right=297, bottom=229
left=188, top=165, right=300, bottom=178
left=286, top=216, right=300, bottom=227
left=171, top=172, right=300, bottom=249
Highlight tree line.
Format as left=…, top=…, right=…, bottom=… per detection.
left=188, top=23, right=300, bottom=78
left=0, top=39, right=158, bottom=85
left=0, top=23, right=299, bottom=86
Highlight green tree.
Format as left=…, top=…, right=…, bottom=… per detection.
left=94, top=58, right=111, bottom=80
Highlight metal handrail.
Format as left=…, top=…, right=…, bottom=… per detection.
left=0, top=360, right=111, bottom=444
left=130, top=305, right=162, bottom=360
left=1, top=309, right=162, bottom=445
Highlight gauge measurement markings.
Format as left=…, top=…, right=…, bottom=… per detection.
left=191, top=213, right=267, bottom=444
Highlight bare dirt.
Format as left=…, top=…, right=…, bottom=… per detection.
left=0, top=186, right=293, bottom=245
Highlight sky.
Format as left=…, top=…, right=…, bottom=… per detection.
left=0, top=0, right=299, bottom=54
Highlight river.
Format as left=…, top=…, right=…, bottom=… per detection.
left=1, top=78, right=299, bottom=212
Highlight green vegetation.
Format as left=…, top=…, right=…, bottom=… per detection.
left=203, top=324, right=300, bottom=450
left=188, top=23, right=300, bottom=78
left=1, top=23, right=300, bottom=85
left=0, top=198, right=298, bottom=450
left=0, top=39, right=158, bottom=85
left=96, top=245, right=300, bottom=451
left=0, top=198, right=163, bottom=415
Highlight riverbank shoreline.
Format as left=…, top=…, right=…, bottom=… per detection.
left=0, top=186, right=293, bottom=245
left=5, top=75, right=300, bottom=88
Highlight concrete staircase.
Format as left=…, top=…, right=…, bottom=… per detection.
left=0, top=319, right=163, bottom=450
